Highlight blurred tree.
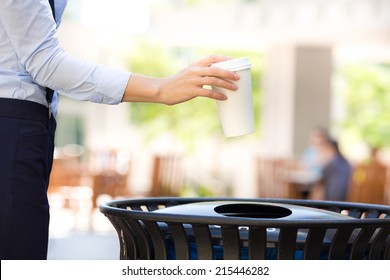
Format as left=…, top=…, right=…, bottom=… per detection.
left=340, top=64, right=390, bottom=149
left=126, top=37, right=263, bottom=149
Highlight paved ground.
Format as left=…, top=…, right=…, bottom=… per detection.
left=47, top=200, right=120, bottom=260
left=47, top=231, right=119, bottom=260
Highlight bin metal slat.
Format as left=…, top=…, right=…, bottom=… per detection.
left=168, top=223, right=190, bottom=260
left=349, top=227, right=376, bottom=260
left=369, top=228, right=390, bottom=260
left=128, top=220, right=152, bottom=260
left=143, top=221, right=168, bottom=260
left=277, top=228, right=298, bottom=259
left=192, top=224, right=213, bottom=260
left=384, top=237, right=390, bottom=260
left=329, top=227, right=354, bottom=259
left=221, top=226, right=240, bottom=260
left=108, top=216, right=137, bottom=260
left=304, top=228, right=327, bottom=260
left=248, top=227, right=267, bottom=260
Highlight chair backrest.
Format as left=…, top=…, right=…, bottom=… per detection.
left=48, top=158, right=82, bottom=193
left=89, top=149, right=132, bottom=208
left=256, top=157, right=292, bottom=198
left=92, top=172, right=129, bottom=208
left=149, top=155, right=184, bottom=197
left=348, top=161, right=389, bottom=205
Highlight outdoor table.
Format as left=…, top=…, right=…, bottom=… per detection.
left=286, top=169, right=320, bottom=199
left=99, top=197, right=390, bottom=260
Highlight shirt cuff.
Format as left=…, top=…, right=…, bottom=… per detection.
left=91, top=66, right=131, bottom=105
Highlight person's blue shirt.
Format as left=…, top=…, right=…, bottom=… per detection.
left=322, top=154, right=352, bottom=201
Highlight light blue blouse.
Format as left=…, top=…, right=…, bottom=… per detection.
left=0, top=0, right=131, bottom=115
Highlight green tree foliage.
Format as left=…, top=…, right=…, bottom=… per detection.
left=340, top=64, right=390, bottom=148
left=127, top=37, right=263, bottom=148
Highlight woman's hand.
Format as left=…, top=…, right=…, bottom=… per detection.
left=122, top=55, right=240, bottom=105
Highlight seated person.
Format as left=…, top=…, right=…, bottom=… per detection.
left=311, top=137, right=352, bottom=201
left=300, top=127, right=330, bottom=181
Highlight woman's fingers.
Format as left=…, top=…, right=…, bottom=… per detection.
left=191, top=54, right=233, bottom=67
left=198, top=66, right=240, bottom=84
left=200, top=76, right=238, bottom=91
left=197, top=88, right=228, bottom=101
left=156, top=55, right=242, bottom=105
left=184, top=66, right=240, bottom=92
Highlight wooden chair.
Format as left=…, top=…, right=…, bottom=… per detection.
left=347, top=161, right=389, bottom=205
left=48, top=158, right=83, bottom=194
left=92, top=171, right=130, bottom=209
left=149, top=155, right=184, bottom=197
left=48, top=157, right=93, bottom=224
left=385, top=170, right=390, bottom=205
left=89, top=149, right=132, bottom=208
left=256, top=157, right=292, bottom=199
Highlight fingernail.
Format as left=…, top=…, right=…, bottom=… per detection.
left=234, top=73, right=240, bottom=80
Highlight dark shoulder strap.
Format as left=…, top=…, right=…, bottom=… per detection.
left=48, top=0, right=55, bottom=19
left=46, top=0, right=56, bottom=104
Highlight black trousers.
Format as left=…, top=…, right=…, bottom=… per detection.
left=0, top=98, right=56, bottom=260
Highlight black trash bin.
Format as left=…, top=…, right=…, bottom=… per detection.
left=99, top=197, right=390, bottom=260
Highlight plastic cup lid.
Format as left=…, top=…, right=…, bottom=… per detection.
left=211, top=57, right=251, bottom=72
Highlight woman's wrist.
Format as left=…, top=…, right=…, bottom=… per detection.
left=121, top=74, right=163, bottom=103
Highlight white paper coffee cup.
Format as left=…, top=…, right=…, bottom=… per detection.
left=211, top=57, right=254, bottom=137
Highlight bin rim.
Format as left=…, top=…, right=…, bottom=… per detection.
left=99, top=197, right=390, bottom=227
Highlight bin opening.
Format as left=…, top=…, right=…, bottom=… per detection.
left=214, top=203, right=292, bottom=218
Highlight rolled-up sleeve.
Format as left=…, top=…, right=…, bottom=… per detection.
left=0, top=0, right=130, bottom=104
